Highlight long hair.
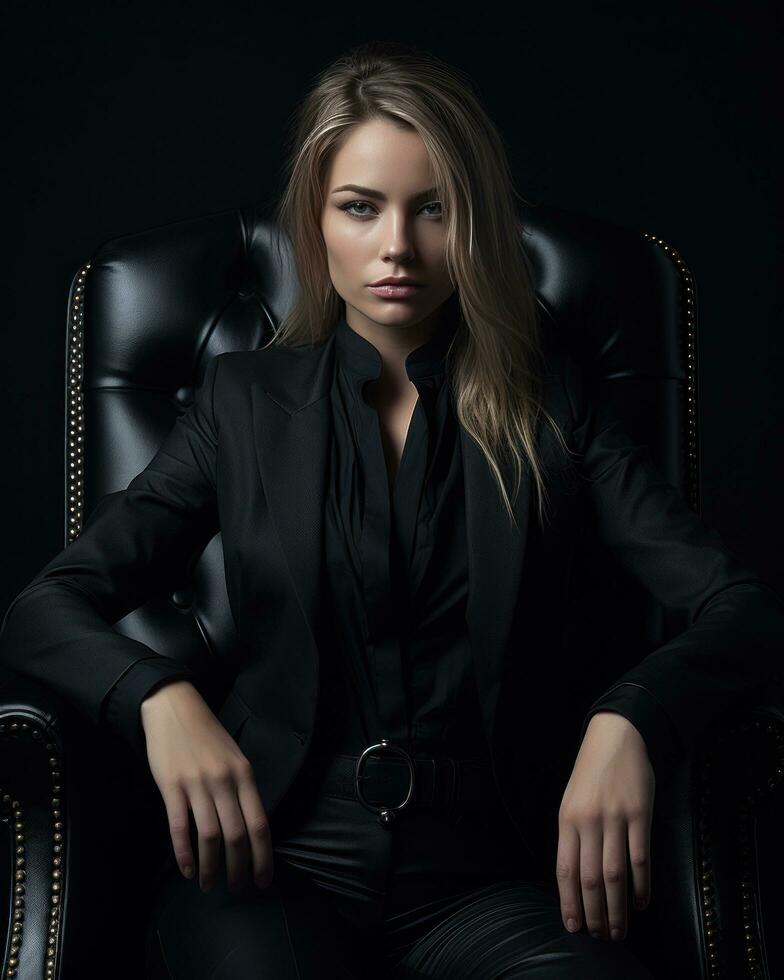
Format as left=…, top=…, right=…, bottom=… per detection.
left=266, top=40, right=570, bottom=531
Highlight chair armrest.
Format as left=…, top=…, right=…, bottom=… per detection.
left=695, top=701, right=784, bottom=980
left=632, top=695, right=784, bottom=979
left=0, top=665, right=169, bottom=979
left=0, top=667, right=69, bottom=980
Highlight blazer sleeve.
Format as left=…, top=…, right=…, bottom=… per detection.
left=0, top=352, right=223, bottom=761
left=102, top=658, right=197, bottom=761
left=563, top=353, right=784, bottom=779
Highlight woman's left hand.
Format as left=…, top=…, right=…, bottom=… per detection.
left=556, top=711, right=655, bottom=943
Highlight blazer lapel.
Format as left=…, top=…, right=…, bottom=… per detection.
left=250, top=330, right=532, bottom=749
left=461, top=427, right=531, bottom=745
left=250, top=336, right=336, bottom=657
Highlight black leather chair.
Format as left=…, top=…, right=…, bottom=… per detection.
left=0, top=203, right=782, bottom=980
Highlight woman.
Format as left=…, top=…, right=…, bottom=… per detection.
left=2, top=41, right=783, bottom=979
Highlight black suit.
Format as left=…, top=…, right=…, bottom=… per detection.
left=1, top=321, right=783, bottom=852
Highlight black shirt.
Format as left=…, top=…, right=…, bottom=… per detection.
left=311, top=313, right=493, bottom=766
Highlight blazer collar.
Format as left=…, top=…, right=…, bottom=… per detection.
left=251, top=327, right=531, bottom=747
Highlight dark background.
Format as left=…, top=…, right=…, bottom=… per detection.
left=2, top=0, right=782, bottom=620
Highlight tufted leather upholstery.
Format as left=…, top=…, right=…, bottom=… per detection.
left=0, top=203, right=782, bottom=979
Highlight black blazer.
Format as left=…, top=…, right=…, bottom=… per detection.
left=2, top=331, right=783, bottom=842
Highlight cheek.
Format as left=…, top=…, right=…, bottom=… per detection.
left=326, top=231, right=371, bottom=278
left=419, top=236, right=448, bottom=267
left=425, top=255, right=453, bottom=290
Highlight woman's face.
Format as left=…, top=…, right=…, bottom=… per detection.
left=321, top=118, right=456, bottom=340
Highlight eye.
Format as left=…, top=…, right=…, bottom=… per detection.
left=340, top=200, right=374, bottom=217
left=339, top=200, right=443, bottom=219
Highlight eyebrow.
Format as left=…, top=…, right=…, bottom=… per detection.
left=330, top=184, right=439, bottom=202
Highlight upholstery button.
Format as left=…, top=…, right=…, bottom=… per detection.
left=171, top=589, right=193, bottom=609
left=175, top=386, right=194, bottom=406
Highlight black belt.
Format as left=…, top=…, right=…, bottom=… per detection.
left=309, top=739, right=498, bottom=827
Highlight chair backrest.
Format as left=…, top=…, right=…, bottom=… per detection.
left=65, top=202, right=699, bottom=711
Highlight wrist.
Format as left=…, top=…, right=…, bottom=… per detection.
left=588, top=710, right=630, bottom=725
left=140, top=678, right=197, bottom=716
left=586, top=710, right=639, bottom=739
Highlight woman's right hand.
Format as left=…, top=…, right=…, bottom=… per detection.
left=140, top=679, right=274, bottom=895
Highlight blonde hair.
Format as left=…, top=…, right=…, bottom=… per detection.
left=266, top=40, right=569, bottom=531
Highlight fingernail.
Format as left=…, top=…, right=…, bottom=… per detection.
left=182, top=865, right=193, bottom=879
left=566, top=918, right=578, bottom=932
left=611, top=928, right=623, bottom=942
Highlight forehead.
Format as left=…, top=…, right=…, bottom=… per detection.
left=327, top=119, right=435, bottom=190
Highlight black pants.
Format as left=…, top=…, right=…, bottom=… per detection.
left=150, top=756, right=656, bottom=979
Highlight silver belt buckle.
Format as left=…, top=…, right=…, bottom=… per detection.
left=354, top=739, right=415, bottom=826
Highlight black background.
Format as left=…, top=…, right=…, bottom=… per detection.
left=2, top=0, right=782, bottom=619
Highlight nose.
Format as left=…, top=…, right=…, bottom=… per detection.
left=380, top=217, right=416, bottom=262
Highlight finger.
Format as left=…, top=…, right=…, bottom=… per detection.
left=579, top=819, right=608, bottom=940
left=188, top=788, right=222, bottom=893
left=556, top=819, right=583, bottom=933
left=162, top=784, right=196, bottom=879
left=602, top=815, right=628, bottom=942
left=235, top=761, right=274, bottom=888
left=628, top=805, right=653, bottom=912
left=212, top=772, right=252, bottom=893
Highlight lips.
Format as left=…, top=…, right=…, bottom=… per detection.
left=368, top=276, right=424, bottom=287
left=367, top=283, right=423, bottom=299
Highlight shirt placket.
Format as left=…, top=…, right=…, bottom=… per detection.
left=356, top=387, right=410, bottom=746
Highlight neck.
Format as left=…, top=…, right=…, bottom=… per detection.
left=345, top=318, right=439, bottom=377
left=342, top=305, right=455, bottom=390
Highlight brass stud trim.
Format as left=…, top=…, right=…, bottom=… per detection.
left=0, top=722, right=66, bottom=978
left=66, top=262, right=91, bottom=545
left=642, top=232, right=699, bottom=513
left=642, top=234, right=782, bottom=977
left=694, top=714, right=784, bottom=977
left=0, top=263, right=87, bottom=976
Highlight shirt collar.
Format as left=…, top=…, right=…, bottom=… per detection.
left=333, top=313, right=457, bottom=385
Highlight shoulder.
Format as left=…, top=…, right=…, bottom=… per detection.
left=532, top=301, right=589, bottom=434
left=207, top=339, right=331, bottom=418
left=535, top=318, right=576, bottom=410
left=212, top=340, right=328, bottom=381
